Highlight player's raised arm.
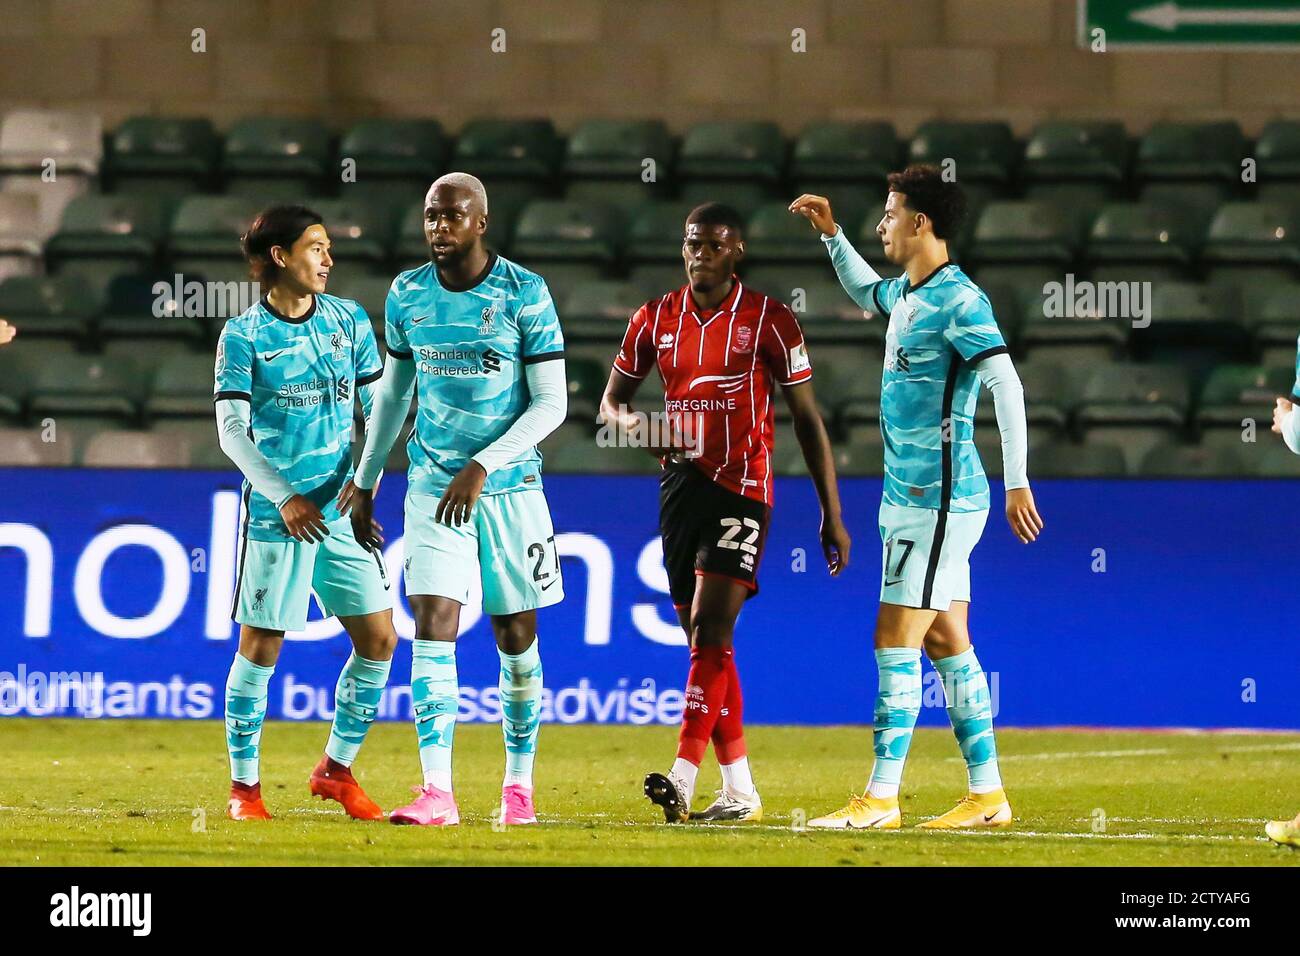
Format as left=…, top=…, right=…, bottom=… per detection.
left=789, top=193, right=886, bottom=315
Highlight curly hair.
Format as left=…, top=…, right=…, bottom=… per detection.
left=886, top=164, right=967, bottom=241
left=240, top=204, right=323, bottom=287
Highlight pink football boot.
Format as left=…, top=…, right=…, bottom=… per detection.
left=389, top=785, right=459, bottom=826
left=500, top=784, right=538, bottom=825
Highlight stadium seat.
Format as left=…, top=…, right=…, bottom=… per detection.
left=337, top=119, right=448, bottom=200
left=81, top=429, right=191, bottom=468
left=564, top=357, right=607, bottom=423
left=1132, top=282, right=1249, bottom=371
left=676, top=122, right=785, bottom=214
left=785, top=438, right=883, bottom=477
left=453, top=119, right=562, bottom=184
left=836, top=364, right=884, bottom=444
left=222, top=117, right=331, bottom=198
left=45, top=194, right=170, bottom=282
left=0, top=109, right=102, bottom=177
left=330, top=275, right=390, bottom=331
left=511, top=200, right=622, bottom=265
left=1241, top=282, right=1300, bottom=368
left=0, top=275, right=100, bottom=342
left=1084, top=202, right=1201, bottom=284
left=1246, top=440, right=1300, bottom=476
left=95, top=273, right=209, bottom=346
left=1032, top=440, right=1127, bottom=477
left=144, top=353, right=220, bottom=420
left=907, top=122, right=1016, bottom=202
left=1138, top=442, right=1242, bottom=478
left=790, top=121, right=899, bottom=201
left=1136, top=121, right=1246, bottom=185
left=0, top=426, right=76, bottom=466
left=794, top=280, right=878, bottom=323
left=310, top=197, right=399, bottom=281
left=975, top=357, right=1074, bottom=445
left=1075, top=363, right=1191, bottom=471
left=108, top=117, right=219, bottom=195
left=1021, top=122, right=1128, bottom=193
left=168, top=195, right=263, bottom=277
left=1017, top=282, right=1129, bottom=365
left=563, top=120, right=673, bottom=208
left=27, top=354, right=142, bottom=424
left=1256, top=120, right=1300, bottom=178
left=1200, top=202, right=1300, bottom=289
left=0, top=190, right=43, bottom=280
left=745, top=202, right=837, bottom=268
left=0, top=340, right=81, bottom=421
left=624, top=200, right=698, bottom=267
left=967, top=201, right=1083, bottom=267
left=562, top=281, right=645, bottom=352
left=1195, top=364, right=1292, bottom=451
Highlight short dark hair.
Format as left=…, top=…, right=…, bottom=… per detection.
left=886, top=165, right=967, bottom=241
left=685, top=202, right=745, bottom=236
left=240, top=204, right=323, bottom=286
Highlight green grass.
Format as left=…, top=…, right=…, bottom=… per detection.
left=2, top=719, right=1299, bottom=866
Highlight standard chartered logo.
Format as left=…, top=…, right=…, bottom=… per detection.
left=415, top=345, right=503, bottom=375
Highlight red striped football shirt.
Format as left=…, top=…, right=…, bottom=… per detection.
left=613, top=278, right=812, bottom=506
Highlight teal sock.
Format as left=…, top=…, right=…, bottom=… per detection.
left=325, top=652, right=391, bottom=767
left=867, top=647, right=922, bottom=797
left=411, top=640, right=458, bottom=791
left=225, top=653, right=274, bottom=785
left=932, top=646, right=1002, bottom=792
left=498, top=639, right=543, bottom=788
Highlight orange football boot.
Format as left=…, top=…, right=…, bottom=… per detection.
left=308, top=756, right=384, bottom=821
left=228, top=781, right=272, bottom=820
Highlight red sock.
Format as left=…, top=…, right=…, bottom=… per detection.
left=711, top=652, right=747, bottom=764
left=676, top=645, right=731, bottom=766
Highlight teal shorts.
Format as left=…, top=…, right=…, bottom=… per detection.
left=878, top=502, right=989, bottom=612
left=403, top=488, right=564, bottom=616
left=232, top=515, right=393, bottom=632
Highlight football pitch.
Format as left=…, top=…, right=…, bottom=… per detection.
left=2, top=719, right=1298, bottom=867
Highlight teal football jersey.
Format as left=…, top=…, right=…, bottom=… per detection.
left=384, top=253, right=565, bottom=498
left=867, top=262, right=1007, bottom=513
left=214, top=293, right=382, bottom=541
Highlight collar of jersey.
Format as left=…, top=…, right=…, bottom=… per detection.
left=683, top=276, right=743, bottom=324
left=434, top=250, right=498, bottom=293
left=904, top=260, right=955, bottom=296
left=260, top=293, right=316, bottom=325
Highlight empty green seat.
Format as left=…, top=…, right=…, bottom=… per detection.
left=97, top=273, right=209, bottom=342
left=908, top=122, right=1015, bottom=187
left=625, top=202, right=698, bottom=264
left=1137, top=121, right=1246, bottom=183
left=28, top=354, right=141, bottom=422
left=46, top=194, right=169, bottom=275
left=145, top=353, right=219, bottom=419
left=330, top=275, right=390, bottom=329
left=1247, top=441, right=1300, bottom=476
left=510, top=200, right=622, bottom=263
left=1032, top=440, right=1127, bottom=477
left=1076, top=363, right=1191, bottom=470
left=562, top=120, right=672, bottom=208
left=564, top=357, right=607, bottom=422
left=794, top=280, right=881, bottom=325
left=1085, top=202, right=1199, bottom=279
left=975, top=358, right=1076, bottom=437
left=677, top=121, right=784, bottom=183
left=1138, top=442, right=1242, bottom=477
left=313, top=197, right=398, bottom=264
left=791, top=121, right=899, bottom=185
left=338, top=119, right=447, bottom=181
left=1257, top=120, right=1300, bottom=181
left=1022, top=122, right=1128, bottom=187
left=784, top=439, right=883, bottom=477
left=222, top=117, right=331, bottom=196
left=453, top=119, right=561, bottom=181
left=169, top=196, right=263, bottom=261
left=1242, top=282, right=1300, bottom=365
left=1202, top=202, right=1300, bottom=267
left=564, top=280, right=649, bottom=326
left=0, top=275, right=99, bottom=341
left=746, top=202, right=835, bottom=264
left=968, top=201, right=1081, bottom=265
left=109, top=117, right=219, bottom=194
left=1196, top=363, right=1290, bottom=451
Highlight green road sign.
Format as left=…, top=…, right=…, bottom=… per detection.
left=1080, top=0, right=1300, bottom=48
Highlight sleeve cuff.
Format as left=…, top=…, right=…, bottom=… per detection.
left=386, top=346, right=413, bottom=360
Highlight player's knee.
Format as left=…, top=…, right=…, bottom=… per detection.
left=414, top=607, right=459, bottom=643
left=491, top=617, right=536, bottom=655
left=690, top=611, right=735, bottom=648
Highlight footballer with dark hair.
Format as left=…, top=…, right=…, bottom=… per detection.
left=600, top=202, right=851, bottom=823
left=790, top=165, right=1043, bottom=830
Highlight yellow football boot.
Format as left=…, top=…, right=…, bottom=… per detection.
left=1265, top=817, right=1300, bottom=848
left=807, top=794, right=901, bottom=830
left=917, top=789, right=1013, bottom=829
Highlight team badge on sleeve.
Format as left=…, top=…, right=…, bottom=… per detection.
left=788, top=342, right=810, bottom=375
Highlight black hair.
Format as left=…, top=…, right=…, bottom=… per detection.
left=886, top=164, right=967, bottom=241
left=685, top=202, right=745, bottom=236
left=240, top=204, right=324, bottom=286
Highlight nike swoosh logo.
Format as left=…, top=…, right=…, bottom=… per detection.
left=983, top=811, right=1001, bottom=822
left=884, top=579, right=904, bottom=587
left=263, top=350, right=288, bottom=361
left=541, top=578, right=558, bottom=591
left=411, top=315, right=430, bottom=325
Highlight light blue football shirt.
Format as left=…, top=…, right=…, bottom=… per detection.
left=384, top=253, right=565, bottom=498
left=867, top=263, right=1007, bottom=513
left=214, top=293, right=382, bottom=540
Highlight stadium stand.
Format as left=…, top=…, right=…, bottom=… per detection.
left=1, top=111, right=1298, bottom=479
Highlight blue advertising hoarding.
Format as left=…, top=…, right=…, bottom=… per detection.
left=0, top=467, right=1296, bottom=729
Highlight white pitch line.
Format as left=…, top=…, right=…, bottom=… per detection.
left=951, top=741, right=1300, bottom=763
